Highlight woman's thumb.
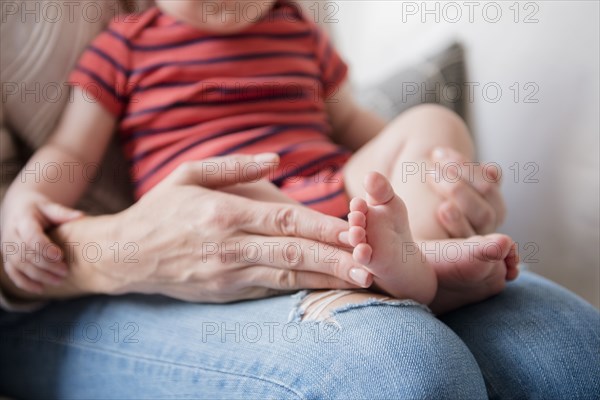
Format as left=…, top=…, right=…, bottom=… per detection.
left=163, top=153, right=280, bottom=188
left=39, top=202, right=84, bottom=224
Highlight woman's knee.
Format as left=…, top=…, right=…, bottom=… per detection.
left=441, top=271, right=600, bottom=399
left=292, top=290, right=487, bottom=399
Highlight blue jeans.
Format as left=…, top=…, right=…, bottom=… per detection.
left=1, top=270, right=599, bottom=399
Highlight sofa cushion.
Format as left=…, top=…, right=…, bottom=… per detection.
left=356, top=42, right=467, bottom=122
left=0, top=0, right=136, bottom=214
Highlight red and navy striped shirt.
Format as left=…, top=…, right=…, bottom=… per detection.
left=69, top=1, right=351, bottom=212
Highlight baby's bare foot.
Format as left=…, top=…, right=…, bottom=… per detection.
left=348, top=172, right=437, bottom=304
left=427, top=234, right=520, bottom=314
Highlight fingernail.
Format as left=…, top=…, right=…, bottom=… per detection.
left=432, top=147, right=447, bottom=160
left=350, top=268, right=370, bottom=287
left=338, top=231, right=350, bottom=245
left=254, top=153, right=279, bottom=163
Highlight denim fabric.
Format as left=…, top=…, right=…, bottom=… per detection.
left=440, top=271, right=600, bottom=399
left=1, top=270, right=598, bottom=399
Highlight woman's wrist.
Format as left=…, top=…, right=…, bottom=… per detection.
left=0, top=207, right=159, bottom=303
left=50, top=213, right=132, bottom=296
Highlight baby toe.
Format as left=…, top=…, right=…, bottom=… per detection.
left=353, top=243, right=372, bottom=266
left=348, top=226, right=366, bottom=247
left=348, top=211, right=366, bottom=228
left=364, top=172, right=395, bottom=206
left=349, top=197, right=368, bottom=213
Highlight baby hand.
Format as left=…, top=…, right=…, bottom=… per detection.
left=1, top=193, right=83, bottom=293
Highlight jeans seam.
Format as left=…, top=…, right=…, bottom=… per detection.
left=9, top=335, right=305, bottom=399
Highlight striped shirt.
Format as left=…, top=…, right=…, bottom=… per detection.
left=69, top=1, right=351, bottom=216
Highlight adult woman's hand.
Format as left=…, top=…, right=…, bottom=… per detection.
left=50, top=153, right=371, bottom=303
left=429, top=147, right=506, bottom=238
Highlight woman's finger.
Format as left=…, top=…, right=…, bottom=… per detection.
left=246, top=266, right=362, bottom=291
left=238, top=235, right=372, bottom=287
left=38, top=202, right=84, bottom=225
left=472, top=178, right=506, bottom=227
left=432, top=147, right=505, bottom=231
left=15, top=219, right=69, bottom=275
left=16, top=261, right=65, bottom=286
left=430, top=179, right=497, bottom=234
left=437, top=201, right=476, bottom=238
left=4, top=262, right=44, bottom=294
left=440, top=151, right=506, bottom=228
left=161, top=153, right=280, bottom=188
left=243, top=201, right=350, bottom=247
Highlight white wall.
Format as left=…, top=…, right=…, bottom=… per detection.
left=328, top=0, right=599, bottom=307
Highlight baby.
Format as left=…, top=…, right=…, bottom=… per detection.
left=1, top=0, right=518, bottom=310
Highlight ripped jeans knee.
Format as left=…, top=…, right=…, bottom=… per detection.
left=280, top=290, right=487, bottom=399
left=289, top=290, right=431, bottom=323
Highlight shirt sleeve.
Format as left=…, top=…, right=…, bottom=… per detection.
left=67, top=25, right=131, bottom=117
left=312, top=25, right=349, bottom=99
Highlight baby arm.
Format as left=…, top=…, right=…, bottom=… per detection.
left=326, top=83, right=387, bottom=151
left=1, top=88, right=117, bottom=293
